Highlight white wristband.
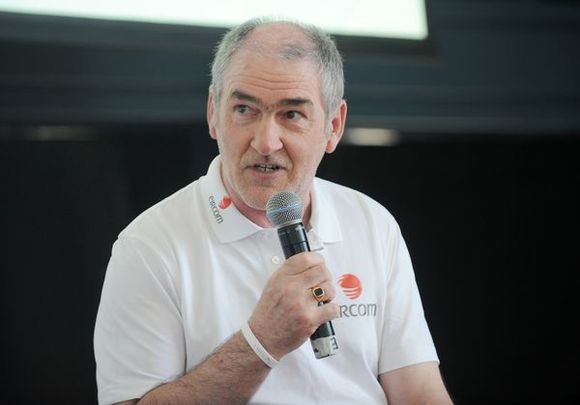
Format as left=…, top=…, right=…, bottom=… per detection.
left=241, top=321, right=279, bottom=368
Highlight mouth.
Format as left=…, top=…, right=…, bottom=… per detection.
left=253, top=163, right=281, bottom=172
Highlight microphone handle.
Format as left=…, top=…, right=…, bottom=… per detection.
left=277, top=222, right=311, bottom=258
left=277, top=223, right=339, bottom=359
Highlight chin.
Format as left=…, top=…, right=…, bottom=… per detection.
left=240, top=188, right=281, bottom=211
left=238, top=192, right=269, bottom=211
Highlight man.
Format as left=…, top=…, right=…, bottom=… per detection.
left=94, top=17, right=453, bottom=405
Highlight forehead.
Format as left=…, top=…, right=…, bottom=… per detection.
left=220, top=24, right=323, bottom=106
left=223, top=49, right=322, bottom=106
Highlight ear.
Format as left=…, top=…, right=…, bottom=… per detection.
left=207, top=91, right=218, bottom=140
left=325, top=100, right=347, bottom=154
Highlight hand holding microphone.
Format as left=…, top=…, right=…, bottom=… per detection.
left=246, top=252, right=338, bottom=361
left=265, top=191, right=339, bottom=359
left=244, top=191, right=339, bottom=366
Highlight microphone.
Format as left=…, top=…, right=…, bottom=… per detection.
left=266, top=191, right=339, bottom=359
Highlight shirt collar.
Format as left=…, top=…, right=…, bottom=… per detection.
left=200, top=155, right=262, bottom=243
left=200, top=155, right=343, bottom=245
left=308, top=178, right=343, bottom=245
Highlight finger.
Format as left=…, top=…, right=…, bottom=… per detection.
left=282, top=252, right=325, bottom=275
left=298, top=263, right=331, bottom=289
left=312, top=302, right=340, bottom=329
left=308, top=283, right=337, bottom=303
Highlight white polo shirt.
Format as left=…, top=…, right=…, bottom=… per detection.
left=94, top=155, right=439, bottom=405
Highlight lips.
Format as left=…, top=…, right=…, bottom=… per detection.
left=253, top=163, right=281, bottom=172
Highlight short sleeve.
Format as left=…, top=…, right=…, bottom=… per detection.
left=94, top=236, right=185, bottom=404
left=378, top=227, right=439, bottom=374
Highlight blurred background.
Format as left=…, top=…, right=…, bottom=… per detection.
left=1, top=0, right=579, bottom=403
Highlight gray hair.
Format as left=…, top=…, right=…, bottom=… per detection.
left=209, top=17, right=344, bottom=119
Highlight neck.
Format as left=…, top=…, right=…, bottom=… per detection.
left=218, top=163, right=313, bottom=229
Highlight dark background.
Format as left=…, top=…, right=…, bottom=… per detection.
left=1, top=1, right=579, bottom=404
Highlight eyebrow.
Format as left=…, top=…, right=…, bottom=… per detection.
left=230, top=90, right=312, bottom=109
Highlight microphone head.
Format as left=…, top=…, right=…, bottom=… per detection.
left=266, top=191, right=304, bottom=227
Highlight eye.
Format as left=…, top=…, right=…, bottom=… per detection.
left=285, top=110, right=303, bottom=120
left=235, top=105, right=251, bottom=115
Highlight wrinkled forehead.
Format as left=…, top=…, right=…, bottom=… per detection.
left=222, top=24, right=321, bottom=89
left=215, top=22, right=324, bottom=108
left=223, top=50, right=322, bottom=101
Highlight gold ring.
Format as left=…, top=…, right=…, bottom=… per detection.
left=311, top=286, right=326, bottom=303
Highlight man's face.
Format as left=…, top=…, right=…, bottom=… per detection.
left=208, top=35, right=345, bottom=214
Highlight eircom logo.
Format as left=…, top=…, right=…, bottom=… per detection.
left=218, top=196, right=232, bottom=209
left=337, top=273, right=376, bottom=318
left=338, top=273, right=362, bottom=300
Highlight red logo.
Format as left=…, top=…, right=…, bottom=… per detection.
left=338, top=273, right=362, bottom=300
left=218, top=196, right=232, bottom=209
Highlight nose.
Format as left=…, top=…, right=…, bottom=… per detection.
left=251, top=116, right=283, bottom=156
